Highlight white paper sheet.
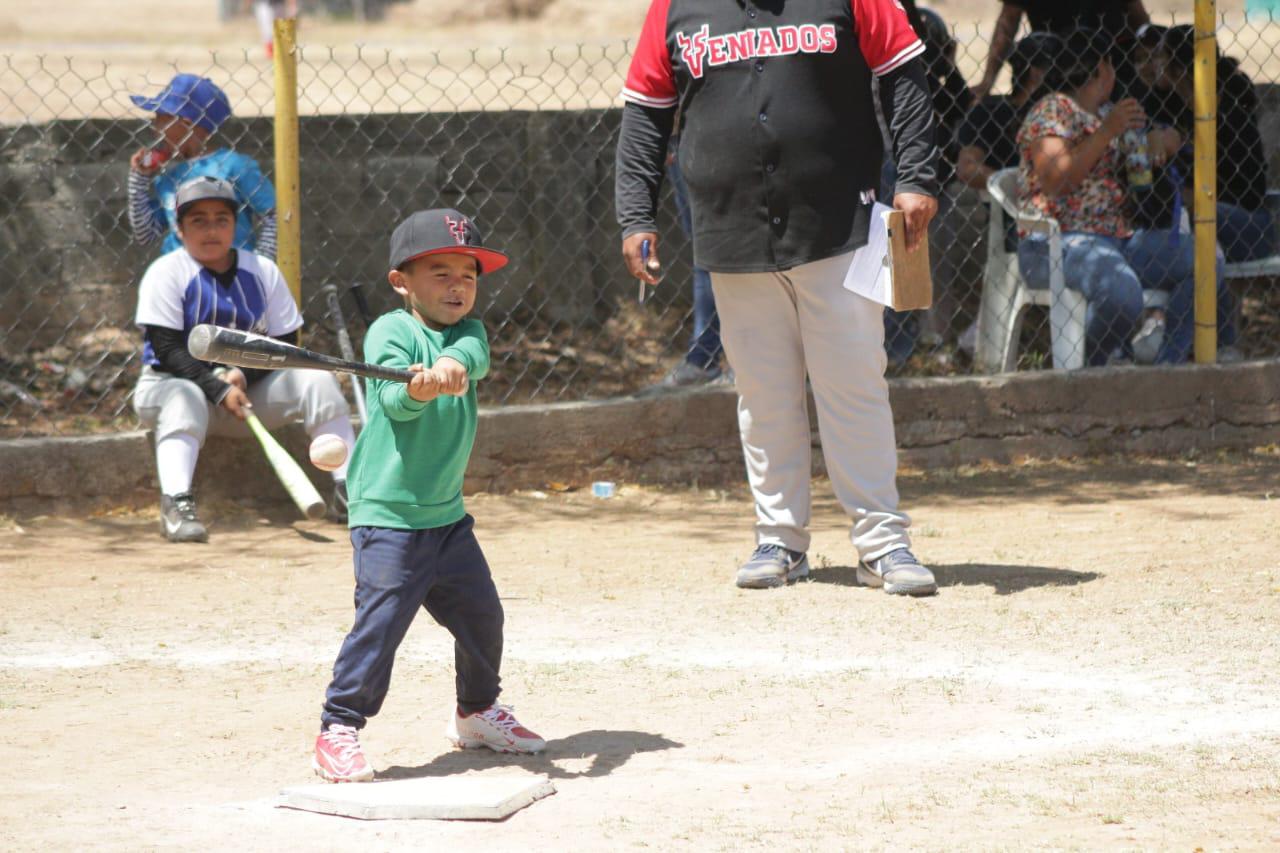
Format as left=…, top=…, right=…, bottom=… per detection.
left=841, top=202, right=895, bottom=307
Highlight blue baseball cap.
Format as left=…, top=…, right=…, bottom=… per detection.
left=130, top=74, right=232, bottom=134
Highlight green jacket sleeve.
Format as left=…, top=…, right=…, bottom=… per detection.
left=439, top=319, right=491, bottom=381
left=366, top=315, right=430, bottom=422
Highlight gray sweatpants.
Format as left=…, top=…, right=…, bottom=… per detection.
left=710, top=250, right=911, bottom=561
left=133, top=365, right=348, bottom=444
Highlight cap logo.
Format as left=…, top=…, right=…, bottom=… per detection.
left=445, top=215, right=469, bottom=246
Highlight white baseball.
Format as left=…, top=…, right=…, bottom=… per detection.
left=309, top=434, right=348, bottom=472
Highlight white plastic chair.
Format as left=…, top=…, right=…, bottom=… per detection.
left=977, top=168, right=1087, bottom=372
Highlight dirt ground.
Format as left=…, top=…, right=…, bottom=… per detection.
left=2, top=450, right=1279, bottom=850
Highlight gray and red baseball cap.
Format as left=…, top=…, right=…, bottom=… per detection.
left=131, top=74, right=232, bottom=134
left=389, top=208, right=509, bottom=274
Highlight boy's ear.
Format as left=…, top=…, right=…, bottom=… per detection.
left=387, top=268, right=408, bottom=296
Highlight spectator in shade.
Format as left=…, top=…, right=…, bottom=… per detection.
left=972, top=1, right=1150, bottom=101
left=128, top=74, right=277, bottom=261
left=642, top=122, right=726, bottom=393
left=1158, top=24, right=1278, bottom=263
left=1015, top=29, right=1232, bottom=366
left=949, top=32, right=1061, bottom=354
left=957, top=34, right=1063, bottom=191
left=883, top=5, right=974, bottom=362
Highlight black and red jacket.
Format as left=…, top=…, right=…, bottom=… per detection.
left=616, top=0, right=939, bottom=273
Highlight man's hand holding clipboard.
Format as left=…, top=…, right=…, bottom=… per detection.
left=841, top=193, right=936, bottom=312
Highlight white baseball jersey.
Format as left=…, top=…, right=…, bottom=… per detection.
left=135, top=248, right=303, bottom=369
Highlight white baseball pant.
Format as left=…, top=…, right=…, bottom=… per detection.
left=710, top=249, right=911, bottom=560
left=133, top=366, right=352, bottom=494
left=134, top=366, right=349, bottom=443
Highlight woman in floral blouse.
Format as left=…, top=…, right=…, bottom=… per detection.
left=1016, top=28, right=1229, bottom=365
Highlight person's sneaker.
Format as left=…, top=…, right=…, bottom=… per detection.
left=1218, top=345, right=1245, bottom=364
left=637, top=361, right=722, bottom=396
left=1131, top=312, right=1166, bottom=365
left=735, top=543, right=809, bottom=589
left=447, top=704, right=546, bottom=754
left=667, top=360, right=722, bottom=385
left=313, top=723, right=375, bottom=783
left=856, top=548, right=937, bottom=596
left=327, top=480, right=348, bottom=523
left=160, top=492, right=207, bottom=543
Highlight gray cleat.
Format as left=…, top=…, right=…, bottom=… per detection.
left=856, top=548, right=936, bottom=596
left=735, top=543, right=809, bottom=589
left=160, top=492, right=208, bottom=543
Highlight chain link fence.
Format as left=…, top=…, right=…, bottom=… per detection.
left=2, top=11, right=1279, bottom=439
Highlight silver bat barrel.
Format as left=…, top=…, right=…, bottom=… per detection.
left=187, top=324, right=416, bottom=383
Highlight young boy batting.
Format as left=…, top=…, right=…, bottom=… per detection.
left=127, top=73, right=277, bottom=259
left=313, top=208, right=545, bottom=783
left=132, top=176, right=355, bottom=542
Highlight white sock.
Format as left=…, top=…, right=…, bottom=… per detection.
left=156, top=432, right=200, bottom=496
left=311, top=415, right=355, bottom=481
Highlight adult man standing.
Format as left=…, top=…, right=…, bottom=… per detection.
left=616, top=0, right=940, bottom=595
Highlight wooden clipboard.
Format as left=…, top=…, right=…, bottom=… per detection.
left=884, top=209, right=933, bottom=311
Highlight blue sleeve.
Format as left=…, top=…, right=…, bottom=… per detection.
left=233, top=154, right=276, bottom=215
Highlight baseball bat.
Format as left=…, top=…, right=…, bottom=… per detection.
left=322, top=283, right=368, bottom=425
left=349, top=282, right=374, bottom=327
left=244, top=412, right=327, bottom=520
left=187, top=324, right=414, bottom=384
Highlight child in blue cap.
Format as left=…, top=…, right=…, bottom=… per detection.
left=127, top=73, right=278, bottom=259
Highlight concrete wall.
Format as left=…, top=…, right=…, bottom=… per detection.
left=2, top=360, right=1277, bottom=515
left=0, top=108, right=691, bottom=355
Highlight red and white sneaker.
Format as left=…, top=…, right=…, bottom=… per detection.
left=447, top=704, right=546, bottom=754
left=313, top=723, right=375, bottom=782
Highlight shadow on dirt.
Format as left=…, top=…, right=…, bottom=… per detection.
left=806, top=562, right=1099, bottom=595
left=378, top=729, right=684, bottom=781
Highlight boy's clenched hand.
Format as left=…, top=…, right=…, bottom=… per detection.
left=429, top=356, right=470, bottom=396
left=406, top=364, right=441, bottom=402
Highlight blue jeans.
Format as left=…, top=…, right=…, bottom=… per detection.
left=1217, top=202, right=1278, bottom=264
left=670, top=153, right=722, bottom=369
left=322, top=515, right=503, bottom=729
left=1017, top=230, right=1234, bottom=366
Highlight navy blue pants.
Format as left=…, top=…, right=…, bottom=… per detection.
left=321, top=515, right=504, bottom=730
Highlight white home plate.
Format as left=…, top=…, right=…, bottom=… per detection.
left=278, top=774, right=555, bottom=821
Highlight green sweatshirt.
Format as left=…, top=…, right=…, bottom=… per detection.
left=346, top=309, right=489, bottom=530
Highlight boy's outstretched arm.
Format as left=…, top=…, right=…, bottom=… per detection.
left=438, top=319, right=490, bottom=382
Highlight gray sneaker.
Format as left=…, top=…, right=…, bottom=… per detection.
left=735, top=544, right=809, bottom=589
left=856, top=548, right=936, bottom=596
left=160, top=492, right=208, bottom=543
left=637, top=361, right=722, bottom=397
left=665, top=361, right=721, bottom=385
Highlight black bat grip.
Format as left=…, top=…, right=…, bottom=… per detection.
left=349, top=282, right=374, bottom=326
left=322, top=284, right=353, bottom=355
